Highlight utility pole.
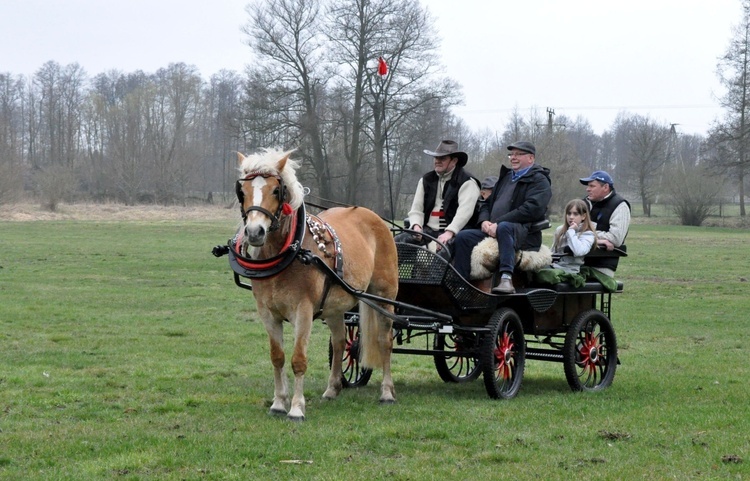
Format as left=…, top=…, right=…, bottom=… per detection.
left=536, top=107, right=566, bottom=132
left=668, top=123, right=683, bottom=172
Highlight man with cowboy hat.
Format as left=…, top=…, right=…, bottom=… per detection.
left=396, top=140, right=481, bottom=253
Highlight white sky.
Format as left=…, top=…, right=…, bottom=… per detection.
left=0, top=0, right=742, bottom=136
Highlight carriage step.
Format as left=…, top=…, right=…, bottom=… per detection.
left=525, top=348, right=564, bottom=362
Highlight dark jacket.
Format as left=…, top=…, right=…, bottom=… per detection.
left=420, top=166, right=479, bottom=230
left=479, top=163, right=552, bottom=250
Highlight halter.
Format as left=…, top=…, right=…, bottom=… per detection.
left=228, top=203, right=306, bottom=280
left=235, top=171, right=291, bottom=231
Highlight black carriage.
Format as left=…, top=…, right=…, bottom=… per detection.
left=335, top=229, right=625, bottom=400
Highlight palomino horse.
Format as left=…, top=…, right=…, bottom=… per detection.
left=235, top=148, right=398, bottom=420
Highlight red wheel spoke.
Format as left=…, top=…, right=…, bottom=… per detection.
left=494, top=332, right=516, bottom=381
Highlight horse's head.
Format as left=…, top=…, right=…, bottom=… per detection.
left=236, top=149, right=303, bottom=249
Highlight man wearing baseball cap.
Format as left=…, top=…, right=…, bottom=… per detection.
left=579, top=170, right=631, bottom=277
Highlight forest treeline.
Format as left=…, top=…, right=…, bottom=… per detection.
left=1, top=0, right=748, bottom=225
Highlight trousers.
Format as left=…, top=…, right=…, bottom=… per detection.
left=452, top=222, right=521, bottom=280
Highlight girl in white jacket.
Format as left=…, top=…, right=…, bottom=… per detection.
left=550, top=199, right=597, bottom=274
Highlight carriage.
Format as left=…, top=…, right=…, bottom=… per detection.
left=339, top=230, right=623, bottom=399
left=215, top=148, right=624, bottom=419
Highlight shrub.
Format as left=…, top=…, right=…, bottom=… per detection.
left=664, top=164, right=721, bottom=226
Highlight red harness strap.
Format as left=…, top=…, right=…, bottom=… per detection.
left=233, top=208, right=299, bottom=270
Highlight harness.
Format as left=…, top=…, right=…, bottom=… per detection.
left=229, top=204, right=306, bottom=279
left=235, top=171, right=290, bottom=230
left=230, top=170, right=346, bottom=317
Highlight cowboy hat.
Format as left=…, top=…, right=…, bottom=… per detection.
left=423, top=140, right=468, bottom=167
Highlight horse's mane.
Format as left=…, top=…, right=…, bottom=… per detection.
left=238, top=148, right=305, bottom=210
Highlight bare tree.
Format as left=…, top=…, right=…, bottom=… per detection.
left=711, top=0, right=750, bottom=216
left=665, top=164, right=721, bottom=225
left=536, top=125, right=582, bottom=214
left=328, top=0, right=457, bottom=210
left=565, top=117, right=601, bottom=172
left=0, top=72, right=26, bottom=203
left=35, top=163, right=78, bottom=211
left=242, top=0, right=457, bottom=211
left=31, top=62, right=87, bottom=169
left=242, top=0, right=335, bottom=198
left=146, top=63, right=203, bottom=205
left=614, top=114, right=670, bottom=216
left=200, top=71, right=245, bottom=202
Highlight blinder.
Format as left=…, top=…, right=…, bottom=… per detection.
left=236, top=171, right=290, bottom=231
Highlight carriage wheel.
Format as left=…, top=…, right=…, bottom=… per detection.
left=480, top=308, right=525, bottom=399
left=434, top=333, right=481, bottom=383
left=328, top=321, right=372, bottom=388
left=563, top=309, right=617, bottom=392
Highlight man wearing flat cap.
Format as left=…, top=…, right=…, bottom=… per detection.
left=452, top=141, right=552, bottom=294
left=579, top=170, right=631, bottom=277
left=479, top=176, right=498, bottom=201
left=397, top=140, right=481, bottom=253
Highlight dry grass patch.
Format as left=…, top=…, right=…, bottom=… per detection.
left=0, top=202, right=238, bottom=222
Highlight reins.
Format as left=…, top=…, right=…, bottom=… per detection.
left=303, top=194, right=403, bottom=232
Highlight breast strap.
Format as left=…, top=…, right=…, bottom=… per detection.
left=305, top=214, right=344, bottom=318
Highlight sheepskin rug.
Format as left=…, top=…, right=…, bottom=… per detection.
left=470, top=238, right=552, bottom=280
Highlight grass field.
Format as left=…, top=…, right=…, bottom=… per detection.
left=1, top=211, right=749, bottom=480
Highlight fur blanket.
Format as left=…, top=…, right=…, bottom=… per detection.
left=470, top=237, right=552, bottom=280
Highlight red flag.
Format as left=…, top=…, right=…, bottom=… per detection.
left=377, top=57, right=388, bottom=76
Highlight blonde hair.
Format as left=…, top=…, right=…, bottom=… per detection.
left=553, top=199, right=597, bottom=249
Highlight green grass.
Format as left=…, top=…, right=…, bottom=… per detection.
left=1, top=220, right=749, bottom=480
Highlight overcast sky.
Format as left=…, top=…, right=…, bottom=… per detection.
left=0, top=0, right=742, bottom=137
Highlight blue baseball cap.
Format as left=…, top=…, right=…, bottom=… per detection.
left=579, top=170, right=614, bottom=187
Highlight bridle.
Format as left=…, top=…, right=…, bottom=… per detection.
left=235, top=171, right=291, bottom=231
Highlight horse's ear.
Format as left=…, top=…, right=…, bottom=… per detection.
left=236, top=152, right=246, bottom=168
left=276, top=153, right=290, bottom=173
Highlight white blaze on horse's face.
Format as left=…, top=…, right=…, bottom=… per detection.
left=242, top=175, right=280, bottom=247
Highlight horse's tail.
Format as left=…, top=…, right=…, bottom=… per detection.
left=357, top=300, right=394, bottom=370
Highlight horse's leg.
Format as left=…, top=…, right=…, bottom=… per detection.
left=288, top=307, right=314, bottom=421
left=359, top=303, right=396, bottom=404
left=377, top=311, right=396, bottom=404
left=262, top=318, right=289, bottom=416
left=323, top=316, right=345, bottom=400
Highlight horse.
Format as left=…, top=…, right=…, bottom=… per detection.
left=234, top=148, right=398, bottom=420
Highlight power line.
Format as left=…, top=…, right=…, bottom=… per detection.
left=455, top=104, right=721, bottom=115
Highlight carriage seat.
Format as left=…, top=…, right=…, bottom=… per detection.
left=538, top=246, right=627, bottom=293
left=551, top=280, right=624, bottom=294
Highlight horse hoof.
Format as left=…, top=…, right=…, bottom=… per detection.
left=269, top=408, right=288, bottom=417
left=379, top=398, right=396, bottom=405
left=322, top=389, right=340, bottom=400
left=287, top=414, right=305, bottom=422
